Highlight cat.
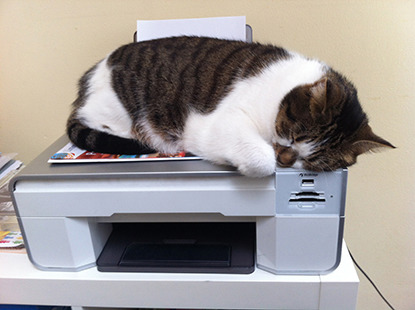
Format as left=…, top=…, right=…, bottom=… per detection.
left=67, top=36, right=394, bottom=177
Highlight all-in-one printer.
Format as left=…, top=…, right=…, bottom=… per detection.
left=10, top=135, right=347, bottom=275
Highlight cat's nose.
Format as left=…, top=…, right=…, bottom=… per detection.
left=275, top=145, right=298, bottom=168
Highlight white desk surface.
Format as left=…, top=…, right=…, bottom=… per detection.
left=0, top=242, right=358, bottom=310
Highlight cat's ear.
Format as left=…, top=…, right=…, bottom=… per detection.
left=350, top=124, right=395, bottom=155
left=308, top=77, right=344, bottom=123
left=309, top=77, right=333, bottom=122
left=287, top=78, right=337, bottom=123
left=309, top=77, right=328, bottom=113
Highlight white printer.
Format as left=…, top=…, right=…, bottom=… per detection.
left=10, top=135, right=347, bottom=275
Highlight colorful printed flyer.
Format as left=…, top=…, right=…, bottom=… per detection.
left=0, top=231, right=24, bottom=248
left=48, top=142, right=200, bottom=164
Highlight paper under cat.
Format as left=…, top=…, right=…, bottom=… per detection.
left=67, top=36, right=394, bottom=177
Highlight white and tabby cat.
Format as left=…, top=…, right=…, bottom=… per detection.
left=67, top=36, right=394, bottom=177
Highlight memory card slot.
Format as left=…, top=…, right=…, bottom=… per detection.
left=290, top=191, right=325, bottom=203
left=289, top=197, right=326, bottom=202
left=295, top=191, right=320, bottom=196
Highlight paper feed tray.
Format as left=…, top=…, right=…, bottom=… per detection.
left=97, top=223, right=255, bottom=273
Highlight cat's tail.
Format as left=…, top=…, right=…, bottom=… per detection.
left=66, top=115, right=156, bottom=155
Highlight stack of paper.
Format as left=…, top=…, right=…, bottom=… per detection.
left=136, top=16, right=246, bottom=42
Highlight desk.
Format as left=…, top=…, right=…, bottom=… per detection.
left=0, top=242, right=358, bottom=310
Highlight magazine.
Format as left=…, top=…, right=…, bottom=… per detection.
left=0, top=231, right=24, bottom=249
left=48, top=142, right=201, bottom=164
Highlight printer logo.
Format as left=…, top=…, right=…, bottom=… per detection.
left=299, top=173, right=318, bottom=177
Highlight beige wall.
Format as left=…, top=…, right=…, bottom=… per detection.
left=1, top=1, right=414, bottom=309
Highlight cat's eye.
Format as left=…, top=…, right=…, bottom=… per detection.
left=294, top=135, right=308, bottom=142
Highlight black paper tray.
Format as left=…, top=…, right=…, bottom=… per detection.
left=97, top=222, right=255, bottom=274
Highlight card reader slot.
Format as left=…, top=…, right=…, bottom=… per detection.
left=295, top=191, right=320, bottom=196
left=289, top=197, right=326, bottom=202
left=290, top=191, right=325, bottom=202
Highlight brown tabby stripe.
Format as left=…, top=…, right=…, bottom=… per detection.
left=107, top=37, right=292, bottom=122
left=306, top=152, right=325, bottom=163
left=284, top=103, right=298, bottom=123
left=241, top=46, right=289, bottom=77
left=203, top=45, right=253, bottom=107
left=179, top=38, right=223, bottom=109
left=294, top=135, right=309, bottom=142
left=188, top=40, right=234, bottom=112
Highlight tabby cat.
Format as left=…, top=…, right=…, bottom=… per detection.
left=67, top=36, right=394, bottom=177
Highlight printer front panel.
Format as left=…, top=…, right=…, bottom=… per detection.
left=12, top=162, right=347, bottom=274
left=13, top=175, right=276, bottom=218
left=12, top=172, right=274, bottom=271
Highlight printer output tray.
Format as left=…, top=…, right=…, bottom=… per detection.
left=97, top=222, right=256, bottom=274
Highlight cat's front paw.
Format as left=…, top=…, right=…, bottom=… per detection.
left=238, top=161, right=276, bottom=177
left=236, top=151, right=276, bottom=178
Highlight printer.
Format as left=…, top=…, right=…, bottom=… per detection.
left=10, top=135, right=347, bottom=275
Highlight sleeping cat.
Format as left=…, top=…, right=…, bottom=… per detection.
left=67, top=36, right=394, bottom=177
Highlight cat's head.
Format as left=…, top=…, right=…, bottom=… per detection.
left=274, top=71, right=394, bottom=171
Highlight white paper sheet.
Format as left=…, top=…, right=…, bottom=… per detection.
left=136, top=16, right=246, bottom=42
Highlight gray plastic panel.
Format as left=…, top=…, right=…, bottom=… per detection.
left=257, top=216, right=344, bottom=275
left=275, top=168, right=348, bottom=216
left=13, top=176, right=276, bottom=217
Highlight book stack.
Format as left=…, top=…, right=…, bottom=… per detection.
left=0, top=152, right=23, bottom=247
left=0, top=152, right=23, bottom=215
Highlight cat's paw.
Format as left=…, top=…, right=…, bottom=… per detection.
left=235, top=146, right=276, bottom=178
left=238, top=161, right=276, bottom=177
